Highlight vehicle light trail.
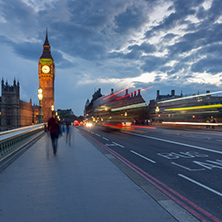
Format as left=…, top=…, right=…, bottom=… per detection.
left=158, top=90, right=222, bottom=104
left=116, top=86, right=153, bottom=101
left=162, top=121, right=222, bottom=126
left=131, top=125, right=156, bottom=129
left=116, top=94, right=130, bottom=100
left=140, top=86, right=153, bottom=92
left=164, top=104, right=222, bottom=111
left=103, top=124, right=134, bottom=130
left=103, top=86, right=132, bottom=100
left=111, top=102, right=147, bottom=112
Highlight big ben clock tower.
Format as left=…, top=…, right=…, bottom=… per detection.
left=38, top=29, right=55, bottom=122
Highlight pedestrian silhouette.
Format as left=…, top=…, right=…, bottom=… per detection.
left=66, top=122, right=71, bottom=145
left=48, top=111, right=59, bottom=155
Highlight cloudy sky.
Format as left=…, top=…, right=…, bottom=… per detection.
left=0, top=0, right=222, bottom=116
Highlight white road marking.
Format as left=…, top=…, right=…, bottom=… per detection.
left=105, top=144, right=116, bottom=147
left=126, top=132, right=222, bottom=155
left=130, top=150, right=156, bottom=163
left=95, top=133, right=101, bottom=137
left=171, top=162, right=205, bottom=171
left=102, top=137, right=109, bottom=141
left=178, top=174, right=222, bottom=197
left=112, top=142, right=124, bottom=148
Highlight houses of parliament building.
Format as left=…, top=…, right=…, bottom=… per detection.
left=0, top=30, right=55, bottom=131
left=0, top=79, right=39, bottom=131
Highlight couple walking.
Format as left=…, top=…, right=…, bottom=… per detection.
left=48, top=111, right=72, bottom=155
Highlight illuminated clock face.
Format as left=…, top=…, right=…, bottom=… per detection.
left=42, top=65, right=50, bottom=73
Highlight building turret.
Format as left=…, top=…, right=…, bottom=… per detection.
left=40, top=28, right=53, bottom=59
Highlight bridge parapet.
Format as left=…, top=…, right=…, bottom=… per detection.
left=0, top=124, right=45, bottom=162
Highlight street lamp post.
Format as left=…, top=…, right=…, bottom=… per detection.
left=38, top=87, right=43, bottom=123
left=155, top=106, right=160, bottom=122
left=51, top=105, right=54, bottom=116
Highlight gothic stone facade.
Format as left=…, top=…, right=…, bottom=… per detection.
left=0, top=80, right=39, bottom=131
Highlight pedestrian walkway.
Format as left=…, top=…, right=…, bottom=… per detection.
left=0, top=127, right=177, bottom=222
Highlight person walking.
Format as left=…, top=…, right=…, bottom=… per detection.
left=66, top=122, right=71, bottom=145
left=48, top=111, right=59, bottom=155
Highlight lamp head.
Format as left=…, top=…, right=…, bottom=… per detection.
left=38, top=87, right=43, bottom=100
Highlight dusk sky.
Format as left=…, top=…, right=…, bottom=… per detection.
left=1, top=0, right=222, bottom=116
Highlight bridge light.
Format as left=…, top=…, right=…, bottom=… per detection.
left=37, top=87, right=43, bottom=123
left=155, top=106, right=160, bottom=112
left=38, top=87, right=43, bottom=101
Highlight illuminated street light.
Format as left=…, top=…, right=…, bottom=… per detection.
left=155, top=106, right=160, bottom=113
left=51, top=105, right=54, bottom=116
left=38, top=87, right=43, bottom=123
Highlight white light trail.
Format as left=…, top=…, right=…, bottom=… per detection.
left=158, top=91, right=222, bottom=104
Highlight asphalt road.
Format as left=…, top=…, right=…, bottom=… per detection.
left=80, top=125, right=222, bottom=222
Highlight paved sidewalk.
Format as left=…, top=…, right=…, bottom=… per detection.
left=0, top=128, right=177, bottom=222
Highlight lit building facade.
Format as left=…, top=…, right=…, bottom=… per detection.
left=84, top=88, right=149, bottom=126
left=0, top=80, right=39, bottom=131
left=38, top=30, right=55, bottom=122
left=149, top=90, right=222, bottom=122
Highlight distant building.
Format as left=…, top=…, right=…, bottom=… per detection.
left=156, top=89, right=183, bottom=101
left=84, top=88, right=102, bottom=119
left=149, top=90, right=222, bottom=122
left=84, top=88, right=148, bottom=126
left=57, top=109, right=77, bottom=123
left=0, top=79, right=39, bottom=131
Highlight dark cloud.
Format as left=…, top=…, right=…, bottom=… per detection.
left=191, top=57, right=222, bottom=74
left=196, top=6, right=207, bottom=20
left=167, top=61, right=190, bottom=75
left=52, top=51, right=77, bottom=69
left=13, top=42, right=40, bottom=61
left=159, top=66, right=172, bottom=73
left=205, top=0, right=222, bottom=24
left=0, top=35, right=11, bottom=44
left=108, top=42, right=156, bottom=63
left=128, top=42, right=156, bottom=54
left=114, top=5, right=148, bottom=34
left=162, top=33, right=178, bottom=42
left=147, top=0, right=201, bottom=35
left=141, top=56, right=165, bottom=72
left=124, top=50, right=142, bottom=60
left=0, top=35, right=40, bottom=61
left=168, top=40, right=194, bottom=55
left=49, top=21, right=107, bottom=61
left=83, top=13, right=109, bottom=28
left=100, top=63, right=140, bottom=78
left=1, top=0, right=35, bottom=24
left=200, top=44, right=222, bottom=57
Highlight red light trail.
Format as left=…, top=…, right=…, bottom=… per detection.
left=103, top=86, right=132, bottom=100
left=116, top=86, right=153, bottom=101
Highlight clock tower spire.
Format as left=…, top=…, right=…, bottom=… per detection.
left=38, top=29, right=55, bottom=122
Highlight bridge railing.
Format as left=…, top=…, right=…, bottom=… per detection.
left=0, top=124, right=45, bottom=162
